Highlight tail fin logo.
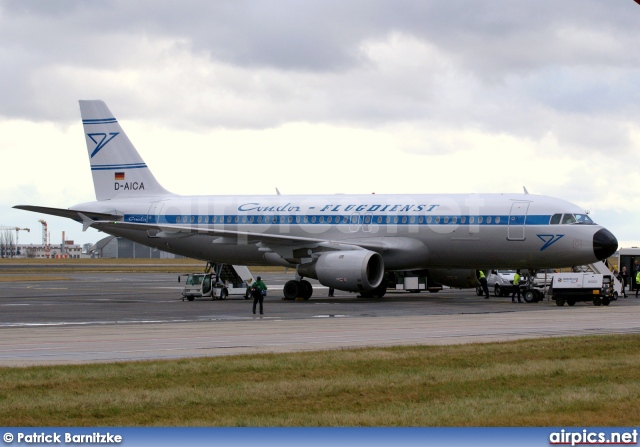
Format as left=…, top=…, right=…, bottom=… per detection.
left=88, top=132, right=119, bottom=158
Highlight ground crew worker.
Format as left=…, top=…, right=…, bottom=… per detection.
left=251, top=276, right=267, bottom=314
left=512, top=269, right=523, bottom=303
left=636, top=270, right=640, bottom=298
left=621, top=266, right=628, bottom=298
left=634, top=260, right=640, bottom=293
left=478, top=270, right=490, bottom=299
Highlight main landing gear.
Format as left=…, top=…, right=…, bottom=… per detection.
left=359, top=283, right=387, bottom=299
left=283, top=279, right=313, bottom=300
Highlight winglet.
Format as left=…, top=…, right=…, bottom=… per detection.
left=523, top=186, right=529, bottom=194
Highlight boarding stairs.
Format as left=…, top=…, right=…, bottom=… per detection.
left=206, top=263, right=254, bottom=288
left=573, top=260, right=622, bottom=297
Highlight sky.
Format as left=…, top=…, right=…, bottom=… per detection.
left=1, top=0, right=640, bottom=249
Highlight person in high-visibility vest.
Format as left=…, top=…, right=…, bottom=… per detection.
left=636, top=270, right=640, bottom=298
left=511, top=269, right=523, bottom=303
left=251, top=276, right=268, bottom=315
left=478, top=270, right=490, bottom=299
left=634, top=260, right=640, bottom=294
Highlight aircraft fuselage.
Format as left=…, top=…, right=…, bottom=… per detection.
left=70, top=192, right=615, bottom=270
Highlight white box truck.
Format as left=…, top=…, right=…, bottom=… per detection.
left=550, top=272, right=614, bottom=307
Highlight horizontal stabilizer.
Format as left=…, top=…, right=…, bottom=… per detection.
left=13, top=205, right=121, bottom=223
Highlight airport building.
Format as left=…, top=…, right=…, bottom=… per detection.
left=89, top=236, right=181, bottom=259
left=5, top=238, right=180, bottom=259
left=10, top=241, right=89, bottom=259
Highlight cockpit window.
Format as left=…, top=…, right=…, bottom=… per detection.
left=561, top=214, right=577, bottom=224
left=551, top=213, right=595, bottom=225
left=574, top=214, right=594, bottom=224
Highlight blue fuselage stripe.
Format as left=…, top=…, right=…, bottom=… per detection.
left=122, top=214, right=558, bottom=226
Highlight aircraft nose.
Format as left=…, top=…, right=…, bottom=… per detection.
left=593, top=228, right=618, bottom=261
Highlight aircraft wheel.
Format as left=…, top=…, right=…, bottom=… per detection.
left=283, top=280, right=299, bottom=300
left=523, top=290, right=535, bottom=303
left=533, top=289, right=543, bottom=302
left=371, top=283, right=387, bottom=298
left=299, top=280, right=313, bottom=300
left=494, top=285, right=501, bottom=297
left=555, top=298, right=565, bottom=306
left=360, top=284, right=387, bottom=299
left=593, top=296, right=602, bottom=306
left=567, top=299, right=576, bottom=306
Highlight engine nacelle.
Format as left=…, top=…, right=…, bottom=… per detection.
left=297, top=250, right=384, bottom=293
left=427, top=269, right=480, bottom=289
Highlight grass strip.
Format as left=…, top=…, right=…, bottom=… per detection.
left=0, top=258, right=288, bottom=274
left=0, top=334, right=638, bottom=426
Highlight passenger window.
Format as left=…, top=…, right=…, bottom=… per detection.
left=561, top=214, right=577, bottom=224
left=550, top=214, right=562, bottom=225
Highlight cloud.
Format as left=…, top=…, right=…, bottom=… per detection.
left=1, top=0, right=640, bottom=247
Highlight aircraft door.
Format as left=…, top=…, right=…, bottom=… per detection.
left=507, top=201, right=530, bottom=241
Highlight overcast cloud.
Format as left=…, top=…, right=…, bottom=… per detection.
left=1, top=0, right=639, bottom=249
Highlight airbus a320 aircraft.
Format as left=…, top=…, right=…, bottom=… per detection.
left=15, top=101, right=618, bottom=299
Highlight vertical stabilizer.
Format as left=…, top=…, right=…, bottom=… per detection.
left=79, top=100, right=172, bottom=201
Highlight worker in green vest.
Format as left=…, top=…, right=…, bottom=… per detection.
left=636, top=270, right=640, bottom=297
left=251, top=276, right=268, bottom=314
left=511, top=269, right=523, bottom=303
left=478, top=270, right=490, bottom=299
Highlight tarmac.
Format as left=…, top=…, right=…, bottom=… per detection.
left=1, top=270, right=639, bottom=366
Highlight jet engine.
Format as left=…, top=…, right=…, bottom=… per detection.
left=427, top=269, right=480, bottom=289
left=297, top=250, right=384, bottom=292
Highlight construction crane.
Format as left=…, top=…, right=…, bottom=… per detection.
left=0, top=226, right=30, bottom=258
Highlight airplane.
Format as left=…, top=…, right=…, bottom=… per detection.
left=14, top=100, right=618, bottom=300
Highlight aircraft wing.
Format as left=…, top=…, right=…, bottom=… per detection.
left=84, top=219, right=393, bottom=260
left=14, top=205, right=417, bottom=260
